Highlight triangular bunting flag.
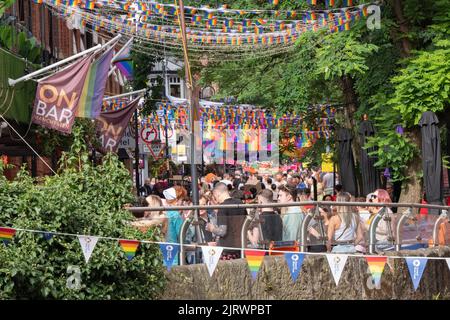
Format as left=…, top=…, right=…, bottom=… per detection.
left=446, top=258, right=450, bottom=272
left=366, top=256, right=387, bottom=288
left=245, top=249, right=266, bottom=280
left=159, top=243, right=180, bottom=270
left=406, top=257, right=428, bottom=291
left=0, top=227, right=16, bottom=245
left=284, top=253, right=305, bottom=282
left=119, top=240, right=140, bottom=261
left=78, top=236, right=99, bottom=264
left=201, top=246, right=223, bottom=277
left=326, top=254, right=348, bottom=286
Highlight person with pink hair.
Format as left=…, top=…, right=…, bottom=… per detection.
left=367, top=189, right=396, bottom=252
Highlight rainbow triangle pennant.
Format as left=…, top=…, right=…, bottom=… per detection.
left=366, top=256, right=387, bottom=288
left=119, top=239, right=140, bottom=261
left=245, top=249, right=266, bottom=280
left=0, top=227, right=16, bottom=245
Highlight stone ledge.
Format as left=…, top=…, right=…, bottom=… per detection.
left=161, top=247, right=450, bottom=300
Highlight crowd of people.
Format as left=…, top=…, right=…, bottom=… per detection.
left=131, top=167, right=446, bottom=265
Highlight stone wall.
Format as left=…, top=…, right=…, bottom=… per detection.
left=162, top=247, right=450, bottom=300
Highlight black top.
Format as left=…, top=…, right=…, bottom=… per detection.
left=259, top=212, right=283, bottom=243
left=217, top=198, right=247, bottom=251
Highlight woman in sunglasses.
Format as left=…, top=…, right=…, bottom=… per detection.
left=367, top=189, right=396, bottom=252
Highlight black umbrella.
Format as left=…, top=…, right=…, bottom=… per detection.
left=418, top=111, right=442, bottom=213
left=359, top=120, right=380, bottom=196
left=337, top=128, right=358, bottom=196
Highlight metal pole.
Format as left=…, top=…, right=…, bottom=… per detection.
left=162, top=49, right=171, bottom=180
left=111, top=37, right=134, bottom=63
left=178, top=0, right=199, bottom=206
left=103, top=89, right=146, bottom=101
left=178, top=0, right=202, bottom=262
left=134, top=109, right=140, bottom=197
left=9, top=44, right=101, bottom=86
left=8, top=34, right=121, bottom=86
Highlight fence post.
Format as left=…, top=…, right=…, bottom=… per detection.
left=395, top=207, right=415, bottom=251
left=432, top=210, right=448, bottom=246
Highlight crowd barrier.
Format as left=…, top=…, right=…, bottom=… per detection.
left=127, top=201, right=449, bottom=265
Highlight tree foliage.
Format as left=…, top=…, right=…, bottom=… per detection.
left=0, top=125, right=166, bottom=299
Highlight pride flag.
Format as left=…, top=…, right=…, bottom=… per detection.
left=114, top=43, right=133, bottom=81
left=84, top=0, right=95, bottom=9
left=366, top=256, right=387, bottom=287
left=0, top=227, right=16, bottom=244
left=119, top=240, right=140, bottom=260
left=76, top=47, right=113, bottom=119
left=245, top=249, right=266, bottom=280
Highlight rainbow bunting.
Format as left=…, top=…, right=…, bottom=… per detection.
left=344, top=22, right=350, bottom=31
left=119, top=239, right=139, bottom=260
left=33, top=0, right=43, bottom=4
left=361, top=5, right=368, bottom=17
left=84, top=0, right=95, bottom=8
left=326, top=0, right=335, bottom=7
left=308, top=0, right=317, bottom=5
left=366, top=257, right=386, bottom=288
left=0, top=227, right=16, bottom=244
left=245, top=249, right=266, bottom=280
left=343, top=0, right=353, bottom=6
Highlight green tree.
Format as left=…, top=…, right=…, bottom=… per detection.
left=0, top=125, right=166, bottom=299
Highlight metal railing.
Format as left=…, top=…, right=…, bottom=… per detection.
left=128, top=201, right=450, bottom=264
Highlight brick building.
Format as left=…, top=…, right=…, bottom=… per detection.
left=1, top=1, right=124, bottom=179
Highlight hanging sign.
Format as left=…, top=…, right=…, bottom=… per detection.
left=148, top=142, right=165, bottom=159
left=141, top=126, right=159, bottom=143
left=118, top=125, right=136, bottom=149
left=321, top=153, right=334, bottom=173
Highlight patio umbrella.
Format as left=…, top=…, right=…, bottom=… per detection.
left=359, top=120, right=380, bottom=196
left=337, top=128, right=358, bottom=196
left=418, top=111, right=442, bottom=213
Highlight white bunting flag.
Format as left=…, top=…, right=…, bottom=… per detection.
left=78, top=236, right=99, bottom=264
left=326, top=254, right=348, bottom=286
left=446, top=258, right=450, bottom=272
left=201, top=246, right=223, bottom=277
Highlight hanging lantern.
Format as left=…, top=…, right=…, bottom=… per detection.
left=395, top=125, right=404, bottom=135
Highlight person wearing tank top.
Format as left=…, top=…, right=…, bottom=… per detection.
left=326, top=192, right=365, bottom=253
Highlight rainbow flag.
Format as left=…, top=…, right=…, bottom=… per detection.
left=245, top=249, right=266, bottom=280
left=76, top=47, right=113, bottom=119
left=33, top=0, right=43, bottom=4
left=84, top=0, right=95, bottom=9
left=308, top=0, right=317, bottom=5
left=0, top=227, right=16, bottom=244
left=343, top=0, right=353, bottom=6
left=366, top=257, right=387, bottom=287
left=326, top=0, right=335, bottom=7
left=113, top=42, right=133, bottom=80
left=268, top=0, right=279, bottom=5
left=119, top=240, right=140, bottom=260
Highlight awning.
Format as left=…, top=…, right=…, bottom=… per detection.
left=0, top=48, right=37, bottom=124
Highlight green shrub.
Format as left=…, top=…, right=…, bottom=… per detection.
left=0, top=125, right=166, bottom=299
